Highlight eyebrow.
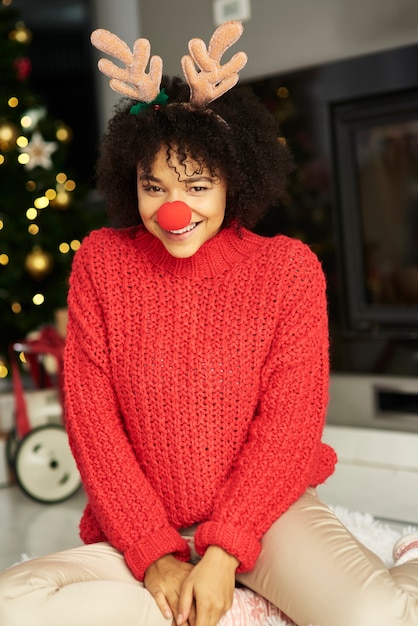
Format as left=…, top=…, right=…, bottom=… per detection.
left=139, top=174, right=214, bottom=184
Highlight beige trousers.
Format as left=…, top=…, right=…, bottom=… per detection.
left=1, top=489, right=418, bottom=626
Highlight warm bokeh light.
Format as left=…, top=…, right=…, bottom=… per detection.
left=32, top=293, right=45, bottom=306
left=20, top=115, right=33, bottom=129
left=16, top=136, right=28, bottom=148
left=0, top=362, right=8, bottom=379
left=64, top=179, right=76, bottom=191
left=59, top=242, right=70, bottom=254
left=45, top=188, right=57, bottom=200
left=277, top=86, right=289, bottom=99
left=26, top=207, right=37, bottom=220
left=34, top=196, right=49, bottom=209
left=18, top=153, right=30, bottom=165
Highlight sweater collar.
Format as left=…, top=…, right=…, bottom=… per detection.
left=132, top=224, right=264, bottom=279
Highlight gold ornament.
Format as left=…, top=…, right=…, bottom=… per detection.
left=25, top=245, right=53, bottom=280
left=0, top=121, right=19, bottom=151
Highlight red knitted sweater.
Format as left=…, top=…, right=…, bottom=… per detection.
left=64, top=224, right=337, bottom=581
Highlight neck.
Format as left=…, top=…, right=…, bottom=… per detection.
left=133, top=225, right=264, bottom=279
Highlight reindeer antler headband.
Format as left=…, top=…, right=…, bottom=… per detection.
left=90, top=20, right=248, bottom=111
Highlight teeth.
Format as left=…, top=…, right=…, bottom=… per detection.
left=168, top=222, right=198, bottom=235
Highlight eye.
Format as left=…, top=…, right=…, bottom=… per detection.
left=142, top=184, right=164, bottom=194
left=187, top=184, right=211, bottom=193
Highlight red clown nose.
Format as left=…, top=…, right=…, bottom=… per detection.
left=157, top=201, right=192, bottom=231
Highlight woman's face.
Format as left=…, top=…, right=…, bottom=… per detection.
left=137, top=146, right=227, bottom=258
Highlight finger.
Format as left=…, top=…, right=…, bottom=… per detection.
left=177, top=581, right=194, bottom=625
left=188, top=602, right=197, bottom=626
left=150, top=589, right=174, bottom=621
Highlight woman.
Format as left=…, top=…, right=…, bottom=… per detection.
left=1, top=21, right=418, bottom=626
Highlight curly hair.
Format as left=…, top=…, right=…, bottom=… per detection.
left=96, top=75, right=294, bottom=229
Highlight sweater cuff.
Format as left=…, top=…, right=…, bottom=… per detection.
left=124, top=526, right=190, bottom=581
left=194, top=520, right=260, bottom=573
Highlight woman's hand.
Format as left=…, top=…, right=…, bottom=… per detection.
left=177, top=546, right=239, bottom=626
left=144, top=554, right=194, bottom=624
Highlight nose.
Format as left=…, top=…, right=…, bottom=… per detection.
left=157, top=201, right=192, bottom=231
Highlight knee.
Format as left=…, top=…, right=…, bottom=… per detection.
left=338, top=590, right=416, bottom=626
left=0, top=566, right=40, bottom=626
left=0, top=572, right=18, bottom=626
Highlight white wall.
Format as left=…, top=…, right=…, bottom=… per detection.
left=90, top=0, right=418, bottom=128
left=138, top=0, right=418, bottom=80
left=90, top=0, right=142, bottom=129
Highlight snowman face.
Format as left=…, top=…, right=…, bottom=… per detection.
left=15, top=425, right=81, bottom=503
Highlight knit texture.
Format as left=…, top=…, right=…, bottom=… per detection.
left=64, top=225, right=337, bottom=581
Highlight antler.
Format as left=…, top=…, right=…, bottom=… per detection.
left=90, top=28, right=163, bottom=102
left=181, top=21, right=247, bottom=107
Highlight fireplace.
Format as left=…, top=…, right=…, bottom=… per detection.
left=332, top=88, right=418, bottom=333
left=246, top=43, right=418, bottom=431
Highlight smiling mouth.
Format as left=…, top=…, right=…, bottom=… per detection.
left=167, top=222, right=200, bottom=235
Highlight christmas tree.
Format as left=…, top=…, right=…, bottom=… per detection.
left=0, top=2, right=105, bottom=376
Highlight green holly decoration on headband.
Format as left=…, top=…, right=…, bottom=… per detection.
left=130, top=89, right=169, bottom=115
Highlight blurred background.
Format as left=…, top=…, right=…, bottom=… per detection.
left=1, top=0, right=418, bottom=553
left=1, top=0, right=418, bottom=383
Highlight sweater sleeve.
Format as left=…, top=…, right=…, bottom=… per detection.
left=64, top=234, right=189, bottom=581
left=194, top=240, right=337, bottom=571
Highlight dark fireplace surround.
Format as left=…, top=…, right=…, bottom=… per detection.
left=247, top=43, right=418, bottom=432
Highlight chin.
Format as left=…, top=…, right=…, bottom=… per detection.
left=166, top=245, right=200, bottom=259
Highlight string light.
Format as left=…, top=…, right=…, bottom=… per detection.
left=16, top=136, right=28, bottom=148
left=65, top=179, right=76, bottom=191
left=32, top=293, right=45, bottom=306
left=18, top=153, right=30, bottom=165
left=277, top=86, right=289, bottom=99
left=26, top=207, right=37, bottom=220
left=9, top=21, right=32, bottom=44
left=0, top=360, right=8, bottom=379
left=45, top=188, right=56, bottom=200
left=20, top=115, right=32, bottom=129
left=34, top=196, right=49, bottom=209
